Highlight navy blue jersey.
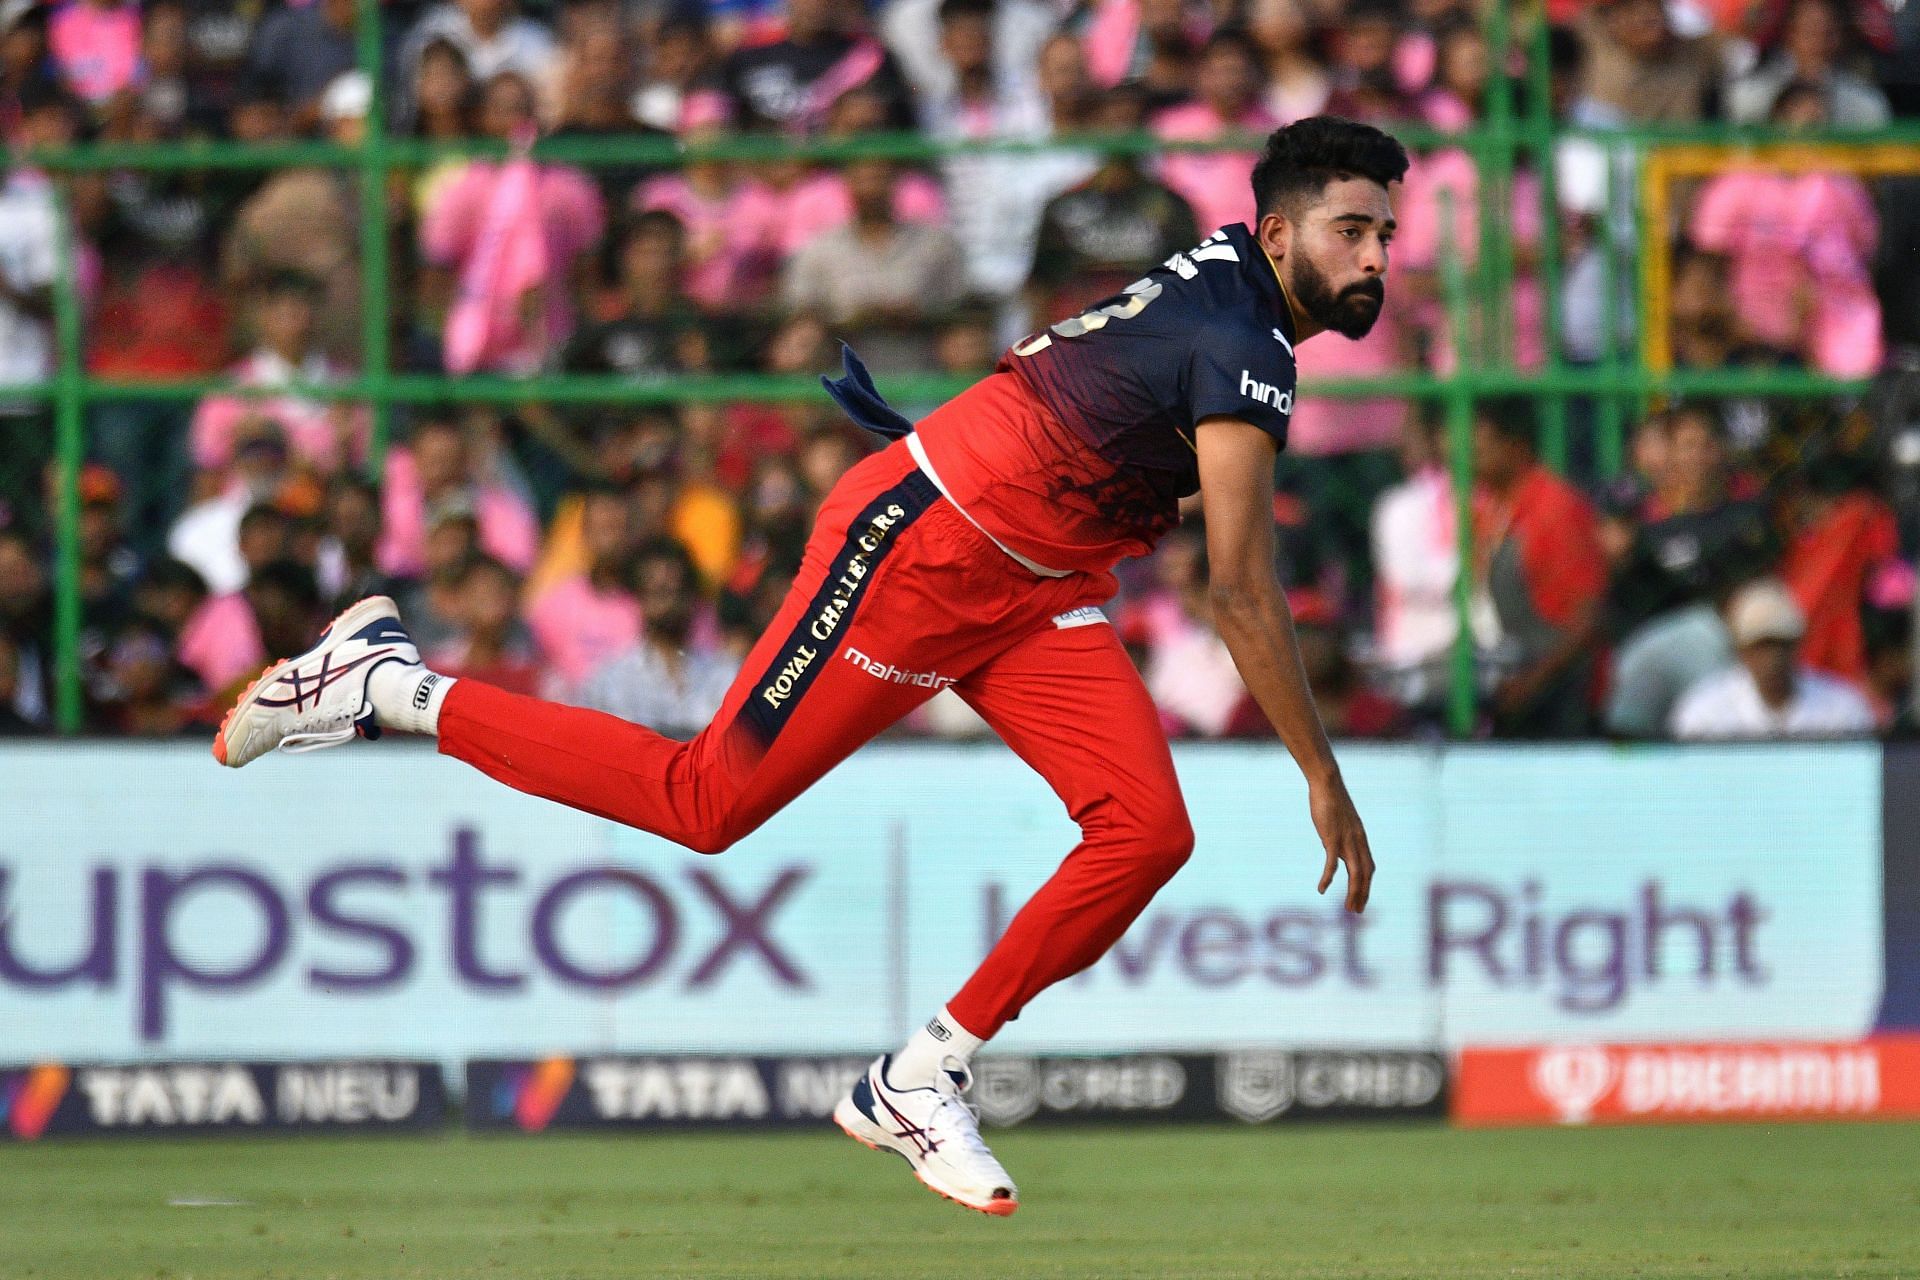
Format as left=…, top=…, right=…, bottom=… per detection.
left=1005, top=222, right=1297, bottom=491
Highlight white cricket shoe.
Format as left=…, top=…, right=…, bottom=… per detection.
left=834, top=1054, right=1018, bottom=1216
left=212, top=595, right=419, bottom=768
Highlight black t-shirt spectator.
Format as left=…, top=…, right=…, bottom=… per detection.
left=1029, top=172, right=1199, bottom=317
left=564, top=310, right=708, bottom=379
left=1608, top=498, right=1778, bottom=635
left=720, top=35, right=912, bottom=132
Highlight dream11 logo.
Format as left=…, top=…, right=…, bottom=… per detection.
left=0, top=827, right=814, bottom=1041
left=1531, top=1046, right=1618, bottom=1123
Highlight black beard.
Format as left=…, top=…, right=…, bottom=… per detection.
left=1291, top=255, right=1384, bottom=340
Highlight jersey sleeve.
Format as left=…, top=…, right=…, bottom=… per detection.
left=1186, top=318, right=1295, bottom=446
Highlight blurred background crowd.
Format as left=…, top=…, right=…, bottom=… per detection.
left=0, top=0, right=1917, bottom=741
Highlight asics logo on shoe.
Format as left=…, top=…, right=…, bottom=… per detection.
left=875, top=1087, right=941, bottom=1157
left=349, top=618, right=415, bottom=647
left=256, top=649, right=394, bottom=713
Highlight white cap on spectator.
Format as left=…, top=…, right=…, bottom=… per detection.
left=1729, top=579, right=1806, bottom=648
left=321, top=71, right=372, bottom=123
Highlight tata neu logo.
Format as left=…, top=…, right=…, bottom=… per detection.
left=494, top=1058, right=576, bottom=1132
left=1457, top=1037, right=1920, bottom=1127
left=0, top=1064, right=69, bottom=1140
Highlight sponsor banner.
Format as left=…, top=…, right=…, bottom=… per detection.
left=468, top=1052, right=1445, bottom=1131
left=975, top=1050, right=1446, bottom=1126
left=1453, top=1037, right=1920, bottom=1127
left=0, top=744, right=1886, bottom=1067
left=0, top=1059, right=444, bottom=1140
left=466, top=1056, right=871, bottom=1130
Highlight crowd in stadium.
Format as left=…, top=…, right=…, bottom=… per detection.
left=0, top=0, right=1915, bottom=740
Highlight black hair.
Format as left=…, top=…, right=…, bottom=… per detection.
left=629, top=535, right=697, bottom=592
left=139, top=557, right=208, bottom=602
left=1200, top=26, right=1262, bottom=65
left=246, top=559, right=320, bottom=610
left=1249, top=116, right=1410, bottom=219
left=239, top=502, right=291, bottom=536
left=937, top=0, right=994, bottom=26
left=1474, top=395, right=1537, bottom=447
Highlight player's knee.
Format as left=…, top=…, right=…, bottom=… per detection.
left=1131, top=798, right=1194, bottom=882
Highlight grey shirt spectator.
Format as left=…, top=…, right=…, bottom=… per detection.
left=782, top=158, right=968, bottom=325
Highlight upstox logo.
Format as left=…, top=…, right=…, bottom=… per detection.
left=1239, top=369, right=1293, bottom=415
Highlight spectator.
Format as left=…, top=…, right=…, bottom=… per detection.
left=1323, top=2, right=1417, bottom=123
left=525, top=485, right=640, bottom=689
left=718, top=0, right=912, bottom=134
left=137, top=0, right=222, bottom=140
left=397, top=0, right=557, bottom=125
left=1081, top=0, right=1207, bottom=103
left=575, top=537, right=738, bottom=737
left=1140, top=542, right=1248, bottom=737
left=1572, top=0, right=1723, bottom=125
left=1470, top=398, right=1608, bottom=737
left=549, top=4, right=669, bottom=202
left=1688, top=82, right=1883, bottom=377
left=239, top=0, right=355, bottom=135
left=1671, top=578, right=1876, bottom=739
left=1371, top=415, right=1457, bottom=712
left=316, top=477, right=404, bottom=615
left=0, top=85, right=69, bottom=532
left=630, top=17, right=713, bottom=134
left=411, top=36, right=476, bottom=142
left=1027, top=83, right=1199, bottom=324
left=631, top=111, right=782, bottom=312
left=190, top=273, right=366, bottom=476
left=1782, top=455, right=1900, bottom=685
left=174, top=519, right=303, bottom=701
left=47, top=0, right=139, bottom=107
left=168, top=426, right=293, bottom=595
left=565, top=211, right=710, bottom=379
left=377, top=416, right=539, bottom=578
left=1729, top=0, right=1890, bottom=128
left=922, top=5, right=1094, bottom=305
left=883, top=0, right=1058, bottom=110
left=782, top=157, right=968, bottom=329
left=94, top=619, right=200, bottom=736
left=1248, top=0, right=1331, bottom=123
left=221, top=75, right=365, bottom=362
left=1153, top=31, right=1278, bottom=239
left=0, top=526, right=49, bottom=728
left=427, top=554, right=541, bottom=695
left=419, top=70, right=606, bottom=375
left=1604, top=408, right=1776, bottom=736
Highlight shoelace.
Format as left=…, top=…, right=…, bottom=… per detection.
left=277, top=705, right=369, bottom=754
left=929, top=1061, right=999, bottom=1162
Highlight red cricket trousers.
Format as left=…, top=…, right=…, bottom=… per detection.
left=438, top=437, right=1194, bottom=1038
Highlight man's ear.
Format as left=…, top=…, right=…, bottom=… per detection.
left=1256, top=210, right=1291, bottom=264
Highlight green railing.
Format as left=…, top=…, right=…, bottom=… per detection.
left=20, top=1, right=1904, bottom=735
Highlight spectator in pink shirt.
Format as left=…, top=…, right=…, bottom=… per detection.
left=190, top=274, right=368, bottom=477
left=48, top=0, right=140, bottom=106
left=632, top=100, right=783, bottom=312
left=1152, top=31, right=1278, bottom=237
left=525, top=486, right=641, bottom=690
left=377, top=417, right=540, bottom=578
left=1687, top=83, right=1883, bottom=377
left=418, top=71, right=606, bottom=374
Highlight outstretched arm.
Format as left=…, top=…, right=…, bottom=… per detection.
left=1195, top=416, right=1375, bottom=912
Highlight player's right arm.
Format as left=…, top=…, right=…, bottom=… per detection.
left=1195, top=417, right=1374, bottom=912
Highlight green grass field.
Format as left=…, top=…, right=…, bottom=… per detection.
left=2, top=1123, right=1916, bottom=1279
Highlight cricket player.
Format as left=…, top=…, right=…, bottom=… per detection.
left=215, top=116, right=1404, bottom=1215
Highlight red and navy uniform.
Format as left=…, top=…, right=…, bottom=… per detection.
left=437, top=225, right=1294, bottom=1040
left=920, top=222, right=1297, bottom=574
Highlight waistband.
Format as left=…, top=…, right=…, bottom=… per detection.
left=904, top=432, right=1072, bottom=580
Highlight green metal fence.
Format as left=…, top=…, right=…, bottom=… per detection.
left=16, top=1, right=1910, bottom=735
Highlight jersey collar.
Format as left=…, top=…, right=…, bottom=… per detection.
left=1232, top=222, right=1298, bottom=349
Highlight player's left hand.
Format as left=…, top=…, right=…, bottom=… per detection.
left=1309, top=774, right=1374, bottom=913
